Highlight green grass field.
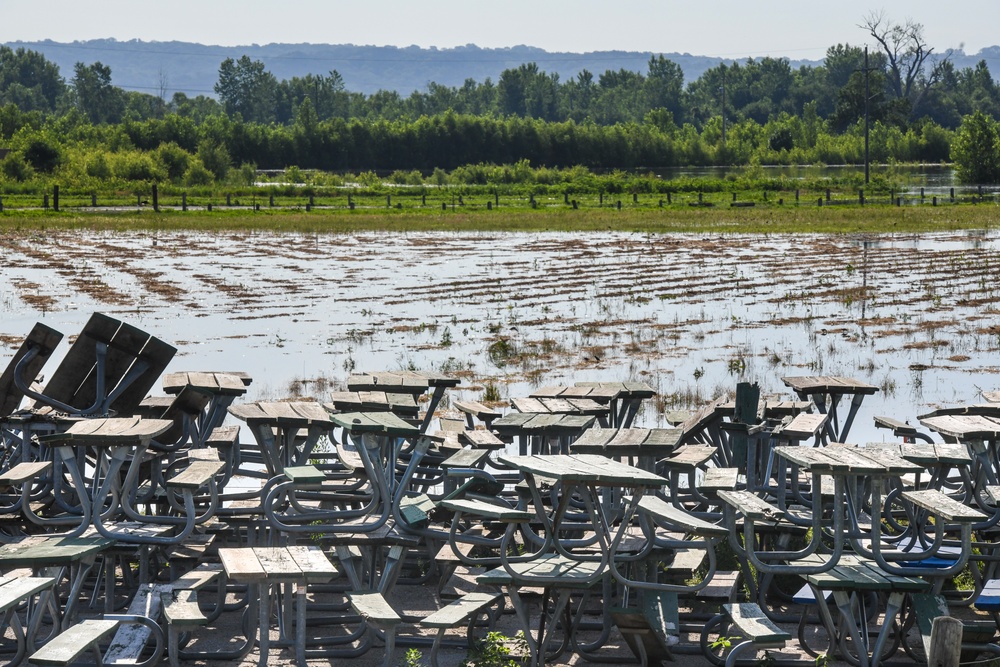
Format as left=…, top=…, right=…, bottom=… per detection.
left=0, top=200, right=996, bottom=235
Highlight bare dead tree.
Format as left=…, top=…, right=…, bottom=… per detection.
left=861, top=10, right=949, bottom=116
left=157, top=67, right=169, bottom=102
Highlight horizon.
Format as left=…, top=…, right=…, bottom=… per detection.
left=2, top=0, right=998, bottom=62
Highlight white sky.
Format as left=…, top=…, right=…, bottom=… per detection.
left=2, top=0, right=997, bottom=59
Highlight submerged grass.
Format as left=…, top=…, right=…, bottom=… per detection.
left=0, top=203, right=996, bottom=235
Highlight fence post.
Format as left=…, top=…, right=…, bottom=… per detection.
left=226, top=193, right=231, bottom=206
left=818, top=197, right=823, bottom=207
left=950, top=187, right=955, bottom=203
left=182, top=193, right=187, bottom=211
left=269, top=194, right=274, bottom=207
left=795, top=189, right=800, bottom=203
left=487, top=201, right=492, bottom=211
left=0, top=195, right=4, bottom=212
left=859, top=189, right=864, bottom=206
left=53, top=185, right=59, bottom=212
left=616, top=200, right=622, bottom=210
left=633, top=193, right=638, bottom=203
left=933, top=196, right=937, bottom=206
left=152, top=184, right=159, bottom=212
left=92, top=193, right=97, bottom=207
left=826, top=189, right=831, bottom=202
left=387, top=194, right=391, bottom=208
left=43, top=194, right=49, bottom=209
left=920, top=187, right=925, bottom=200
left=928, top=616, right=962, bottom=667
left=667, top=192, right=672, bottom=204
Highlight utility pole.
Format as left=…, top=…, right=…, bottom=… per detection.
left=720, top=66, right=727, bottom=151
left=855, top=46, right=878, bottom=185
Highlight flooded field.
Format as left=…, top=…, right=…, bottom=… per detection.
left=1, top=228, right=998, bottom=443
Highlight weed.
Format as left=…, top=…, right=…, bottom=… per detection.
left=482, top=380, right=502, bottom=403
left=440, top=327, right=453, bottom=347
left=461, top=631, right=527, bottom=667
left=401, top=647, right=424, bottom=667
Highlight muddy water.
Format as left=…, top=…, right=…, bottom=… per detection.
left=1, top=229, right=998, bottom=443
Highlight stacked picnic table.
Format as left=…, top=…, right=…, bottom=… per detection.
left=5, top=317, right=1000, bottom=667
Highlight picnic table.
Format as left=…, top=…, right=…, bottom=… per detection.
left=34, top=417, right=206, bottom=545
left=490, top=412, right=595, bottom=455
left=347, top=370, right=459, bottom=434
left=802, top=554, right=929, bottom=667
left=780, top=375, right=878, bottom=443
left=449, top=454, right=666, bottom=666
left=218, top=545, right=338, bottom=667
left=0, top=534, right=113, bottom=629
left=531, top=382, right=656, bottom=428
left=228, top=401, right=336, bottom=476
left=161, top=370, right=251, bottom=446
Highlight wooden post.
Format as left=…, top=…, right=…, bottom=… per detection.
left=226, top=193, right=231, bottom=206
left=795, top=189, right=799, bottom=202
left=43, top=194, right=49, bottom=209
left=305, top=203, right=311, bottom=212
left=182, top=193, right=187, bottom=211
left=387, top=194, right=391, bottom=208
left=458, top=195, right=463, bottom=205
left=494, top=191, right=498, bottom=206
left=269, top=194, right=274, bottom=207
left=0, top=195, right=4, bottom=212
left=698, top=192, right=703, bottom=203
left=572, top=200, right=578, bottom=209
left=616, top=200, right=622, bottom=210
left=933, top=196, right=937, bottom=206
left=633, top=193, right=638, bottom=203
left=667, top=192, right=672, bottom=204
left=859, top=189, right=864, bottom=206
left=897, top=197, right=902, bottom=207
left=207, top=203, right=212, bottom=212
left=308, top=195, right=314, bottom=206
left=818, top=197, right=823, bottom=207
left=825, top=189, right=831, bottom=202
left=137, top=194, right=142, bottom=206
left=349, top=201, right=355, bottom=210
left=441, top=201, right=447, bottom=211
left=53, top=185, right=59, bottom=212
left=599, top=192, right=604, bottom=205
left=950, top=187, right=955, bottom=202
left=564, top=193, right=569, bottom=204
left=487, top=201, right=492, bottom=210
left=91, top=193, right=97, bottom=207
left=422, top=194, right=426, bottom=206
left=658, top=199, right=663, bottom=208
left=732, top=192, right=737, bottom=203
left=152, top=184, right=159, bottom=212
left=928, top=616, right=962, bottom=667
left=920, top=187, right=925, bottom=200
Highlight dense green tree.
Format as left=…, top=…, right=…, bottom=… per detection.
left=72, top=62, right=125, bottom=124
left=0, top=47, right=66, bottom=113
left=215, top=56, right=278, bottom=123
left=952, top=111, right=1000, bottom=183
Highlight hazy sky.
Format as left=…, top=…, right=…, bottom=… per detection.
left=3, top=0, right=998, bottom=59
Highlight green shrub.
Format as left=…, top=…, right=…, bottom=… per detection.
left=23, top=138, right=61, bottom=173
left=155, top=142, right=191, bottom=182
left=183, top=158, right=214, bottom=186
left=85, top=152, right=112, bottom=179
left=1, top=152, right=33, bottom=181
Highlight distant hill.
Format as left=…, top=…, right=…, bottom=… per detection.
left=5, top=39, right=1000, bottom=99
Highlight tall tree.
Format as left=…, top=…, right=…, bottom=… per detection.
left=215, top=56, right=278, bottom=124
left=72, top=61, right=124, bottom=124
left=862, top=11, right=949, bottom=119
left=0, top=47, right=66, bottom=112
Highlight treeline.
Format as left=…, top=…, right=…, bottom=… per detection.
left=1, top=22, right=999, bottom=187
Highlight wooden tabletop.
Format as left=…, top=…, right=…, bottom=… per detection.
left=570, top=427, right=681, bottom=457
left=511, top=396, right=608, bottom=416
left=162, top=371, right=251, bottom=396
left=536, top=381, right=657, bottom=400
left=780, top=375, right=879, bottom=396
left=347, top=370, right=460, bottom=393
left=491, top=412, right=595, bottom=436
left=496, top=453, right=666, bottom=487
left=326, top=410, right=419, bottom=437
left=0, top=534, right=113, bottom=567
left=228, top=401, right=334, bottom=427
left=218, top=546, right=338, bottom=584
left=918, top=414, right=1000, bottom=440
left=328, top=390, right=419, bottom=416
left=775, top=445, right=920, bottom=475
left=37, top=416, right=174, bottom=446
left=804, top=554, right=928, bottom=592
